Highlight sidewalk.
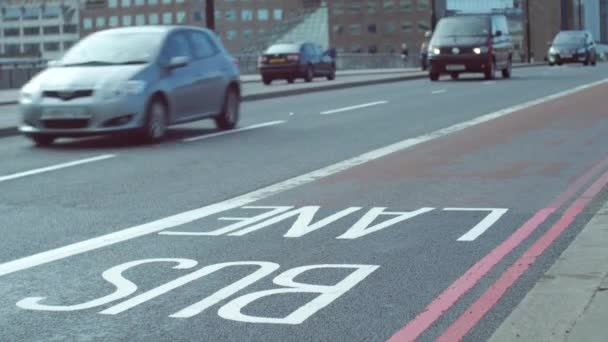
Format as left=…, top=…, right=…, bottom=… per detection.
left=490, top=200, right=608, bottom=341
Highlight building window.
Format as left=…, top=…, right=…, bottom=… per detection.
left=96, top=17, right=106, bottom=28
left=368, top=24, right=377, bottom=34
left=273, top=9, right=283, bottom=21
left=226, top=30, right=237, bottom=41
left=332, top=3, right=344, bottom=15
left=43, top=42, right=60, bottom=52
left=349, top=1, right=362, bottom=14
left=135, top=0, right=145, bottom=6
left=383, top=0, right=395, bottom=11
left=368, top=45, right=378, bottom=53
left=63, top=24, right=78, bottom=33
left=3, top=28, right=20, bottom=37
left=149, top=0, right=158, bottom=4
left=23, top=7, right=40, bottom=20
left=333, top=25, right=344, bottom=35
left=122, top=0, right=131, bottom=8
left=23, top=27, right=40, bottom=36
left=400, top=0, right=412, bottom=11
left=368, top=0, right=378, bottom=13
left=83, top=18, right=93, bottom=30
left=136, top=14, right=145, bottom=25
left=241, top=10, right=253, bottom=21
left=162, top=0, right=172, bottom=4
left=417, top=20, right=430, bottom=31
left=215, top=10, right=221, bottom=20
left=43, top=26, right=61, bottom=35
left=162, top=12, right=173, bottom=24
left=258, top=9, right=269, bottom=21
left=418, top=0, right=430, bottom=11
left=258, top=28, right=266, bottom=36
left=123, top=15, right=132, bottom=26
left=401, top=21, right=412, bottom=32
left=24, top=43, right=41, bottom=55
left=243, top=29, right=253, bottom=40
left=176, top=0, right=184, bottom=3
left=349, top=24, right=362, bottom=35
left=109, top=16, right=119, bottom=27
left=384, top=22, right=396, bottom=33
left=193, top=11, right=203, bottom=22
left=149, top=13, right=159, bottom=24
left=109, top=0, right=118, bottom=8
left=3, top=7, right=21, bottom=21
left=225, top=10, right=236, bottom=21
left=43, top=6, right=61, bottom=19
left=176, top=11, right=186, bottom=24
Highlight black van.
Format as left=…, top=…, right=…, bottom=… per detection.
left=427, top=14, right=513, bottom=81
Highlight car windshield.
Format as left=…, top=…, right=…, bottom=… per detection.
left=265, top=44, right=300, bottom=54
left=553, top=33, right=585, bottom=45
left=434, top=17, right=490, bottom=37
left=60, top=32, right=165, bottom=66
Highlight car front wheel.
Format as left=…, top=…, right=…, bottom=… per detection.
left=304, top=65, right=314, bottom=82
left=28, top=134, right=56, bottom=147
left=502, top=59, right=512, bottom=79
left=215, top=87, right=240, bottom=130
left=429, top=72, right=439, bottom=81
left=141, top=98, right=168, bottom=143
left=484, top=60, right=496, bottom=80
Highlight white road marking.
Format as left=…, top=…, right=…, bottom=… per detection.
left=320, top=101, right=388, bottom=115
left=431, top=89, right=447, bottom=95
left=444, top=208, right=509, bottom=241
left=0, top=154, right=116, bottom=184
left=0, top=78, right=606, bottom=278
left=289, top=112, right=295, bottom=116
left=483, top=81, right=496, bottom=85
left=183, top=121, right=285, bottom=142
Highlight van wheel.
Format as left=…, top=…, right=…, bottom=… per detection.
left=287, top=78, right=295, bottom=84
left=141, top=98, right=168, bottom=143
left=502, top=59, right=512, bottom=78
left=450, top=72, right=459, bottom=80
left=484, top=60, right=496, bottom=80
left=28, top=134, right=56, bottom=147
left=263, top=77, right=272, bottom=85
left=215, top=87, right=240, bottom=130
left=429, top=72, right=439, bottom=81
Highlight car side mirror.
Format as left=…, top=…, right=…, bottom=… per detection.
left=494, top=30, right=503, bottom=37
left=168, top=56, right=190, bottom=69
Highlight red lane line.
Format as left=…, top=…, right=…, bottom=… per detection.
left=438, top=168, right=608, bottom=341
left=387, top=154, right=608, bottom=342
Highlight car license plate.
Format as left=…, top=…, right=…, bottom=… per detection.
left=41, top=107, right=89, bottom=120
left=269, top=58, right=286, bottom=64
left=446, top=65, right=465, bottom=71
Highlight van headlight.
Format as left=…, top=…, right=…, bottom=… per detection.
left=429, top=47, right=441, bottom=55
left=473, top=47, right=489, bottom=55
left=549, top=47, right=558, bottom=54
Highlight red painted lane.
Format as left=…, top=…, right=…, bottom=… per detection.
left=387, top=152, right=608, bottom=342
left=437, top=167, right=608, bottom=341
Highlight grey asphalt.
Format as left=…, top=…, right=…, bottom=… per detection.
left=1, top=64, right=608, bottom=341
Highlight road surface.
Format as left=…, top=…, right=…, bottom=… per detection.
left=1, top=64, right=608, bottom=341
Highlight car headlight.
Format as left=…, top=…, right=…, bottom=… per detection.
left=549, top=47, right=558, bottom=54
left=102, top=80, right=147, bottom=99
left=19, top=83, right=39, bottom=104
left=473, top=47, right=489, bottom=55
left=429, top=47, right=441, bottom=55
left=578, top=48, right=586, bottom=54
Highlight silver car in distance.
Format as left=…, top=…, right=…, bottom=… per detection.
left=19, top=26, right=241, bottom=146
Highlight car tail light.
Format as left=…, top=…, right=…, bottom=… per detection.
left=287, top=54, right=300, bottom=62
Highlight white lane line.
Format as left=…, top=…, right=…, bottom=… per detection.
left=183, top=121, right=285, bottom=142
left=0, top=78, right=607, bottom=278
left=320, top=101, right=388, bottom=115
left=483, top=81, right=496, bottom=85
left=0, top=154, right=116, bottom=184
left=432, top=89, right=447, bottom=95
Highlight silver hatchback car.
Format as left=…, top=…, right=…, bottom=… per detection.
left=18, top=26, right=241, bottom=146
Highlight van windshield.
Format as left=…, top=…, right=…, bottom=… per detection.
left=434, top=17, right=490, bottom=37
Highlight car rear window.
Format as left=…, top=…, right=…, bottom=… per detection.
left=265, top=44, right=300, bottom=54
left=434, top=16, right=490, bottom=37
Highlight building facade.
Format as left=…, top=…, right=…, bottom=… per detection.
left=327, top=0, right=433, bottom=54
left=0, top=0, right=80, bottom=59
left=79, top=0, right=319, bottom=53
